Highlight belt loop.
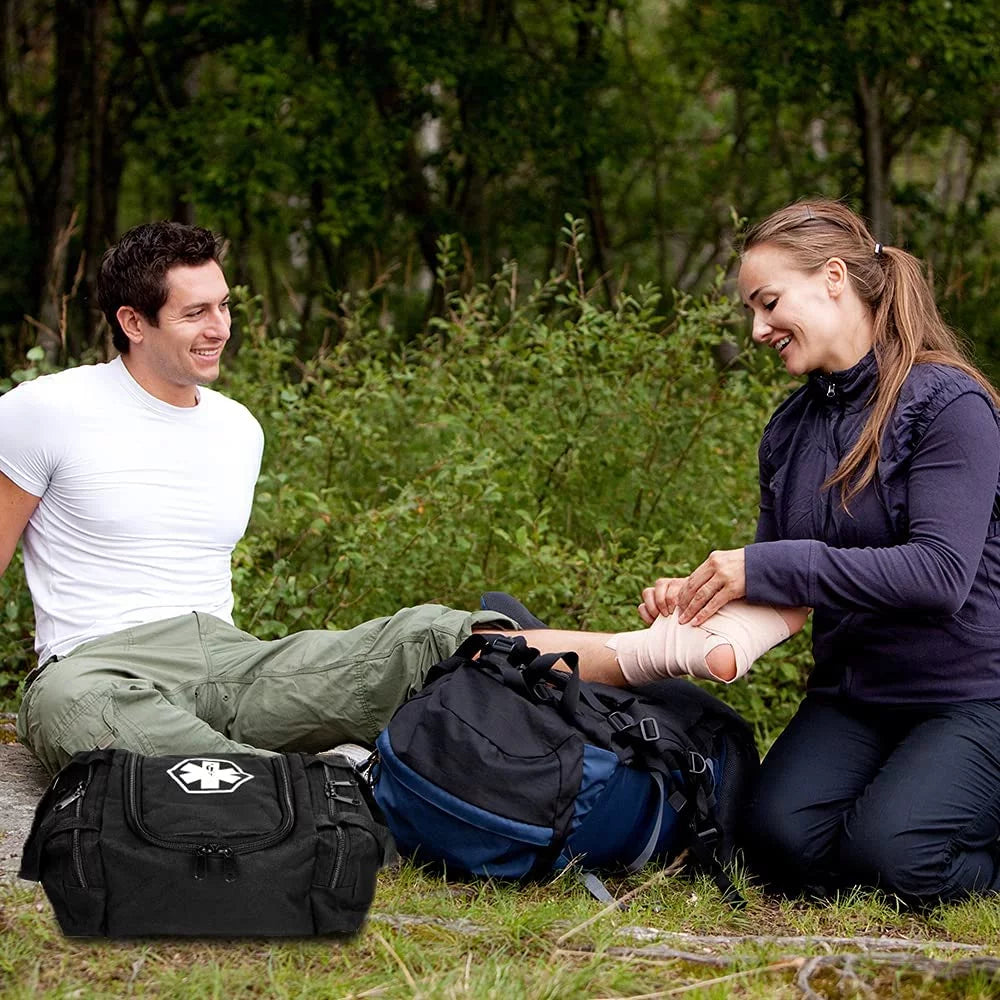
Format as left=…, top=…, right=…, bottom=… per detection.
left=23, top=657, right=57, bottom=692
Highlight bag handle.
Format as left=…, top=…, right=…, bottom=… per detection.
left=470, top=635, right=583, bottom=719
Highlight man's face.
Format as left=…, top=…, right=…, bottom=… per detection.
left=121, top=261, right=231, bottom=406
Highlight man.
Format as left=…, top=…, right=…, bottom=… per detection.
left=1, top=221, right=780, bottom=775
left=0, top=222, right=635, bottom=775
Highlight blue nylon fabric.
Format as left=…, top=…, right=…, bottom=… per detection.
left=561, top=745, right=677, bottom=869
left=374, top=731, right=554, bottom=878
left=375, top=731, right=726, bottom=878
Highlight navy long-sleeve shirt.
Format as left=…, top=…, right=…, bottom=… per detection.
left=744, top=351, right=1000, bottom=703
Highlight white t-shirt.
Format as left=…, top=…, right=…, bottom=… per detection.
left=0, top=356, right=264, bottom=662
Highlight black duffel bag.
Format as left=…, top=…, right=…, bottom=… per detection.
left=20, top=749, right=390, bottom=937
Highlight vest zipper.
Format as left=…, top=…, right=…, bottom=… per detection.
left=125, top=753, right=295, bottom=880
left=823, top=399, right=847, bottom=542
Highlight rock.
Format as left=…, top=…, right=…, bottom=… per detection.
left=0, top=739, right=50, bottom=880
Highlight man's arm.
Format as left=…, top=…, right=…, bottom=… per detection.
left=0, top=471, right=41, bottom=576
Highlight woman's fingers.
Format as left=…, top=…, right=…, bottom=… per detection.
left=677, top=549, right=747, bottom=626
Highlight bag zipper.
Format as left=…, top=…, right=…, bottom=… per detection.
left=53, top=764, right=95, bottom=888
left=329, top=827, right=346, bottom=888
left=323, top=762, right=358, bottom=816
left=125, top=753, right=296, bottom=880
left=322, top=762, right=357, bottom=888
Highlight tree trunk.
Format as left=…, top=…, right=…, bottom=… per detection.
left=78, top=0, right=113, bottom=357
left=855, top=70, right=891, bottom=241
left=35, top=0, right=90, bottom=361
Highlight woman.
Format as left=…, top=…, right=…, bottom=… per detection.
left=641, top=199, right=1000, bottom=905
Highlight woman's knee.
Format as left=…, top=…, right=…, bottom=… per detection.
left=741, top=786, right=839, bottom=892
left=840, top=815, right=988, bottom=905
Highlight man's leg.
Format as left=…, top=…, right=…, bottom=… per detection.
left=489, top=599, right=806, bottom=685
left=16, top=614, right=272, bottom=774
left=215, top=606, right=519, bottom=751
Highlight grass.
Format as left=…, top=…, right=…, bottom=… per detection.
left=2, top=860, right=998, bottom=999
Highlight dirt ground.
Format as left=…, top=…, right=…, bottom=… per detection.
left=0, top=715, right=50, bottom=881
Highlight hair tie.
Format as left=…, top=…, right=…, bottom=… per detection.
left=874, top=242, right=883, bottom=257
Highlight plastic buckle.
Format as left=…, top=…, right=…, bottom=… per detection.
left=486, top=635, right=519, bottom=656
left=533, top=682, right=553, bottom=702
left=639, top=717, right=660, bottom=742
left=696, top=825, right=719, bottom=847
left=608, top=711, right=632, bottom=732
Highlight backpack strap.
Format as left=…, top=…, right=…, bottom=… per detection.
left=623, top=771, right=667, bottom=872
left=572, top=690, right=747, bottom=908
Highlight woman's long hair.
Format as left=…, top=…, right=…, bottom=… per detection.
left=742, top=198, right=1000, bottom=507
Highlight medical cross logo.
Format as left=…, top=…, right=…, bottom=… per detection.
left=166, top=758, right=255, bottom=795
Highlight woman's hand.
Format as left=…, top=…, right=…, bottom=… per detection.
left=638, top=577, right=686, bottom=624
left=676, top=548, right=747, bottom=626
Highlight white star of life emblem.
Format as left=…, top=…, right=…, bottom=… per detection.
left=166, top=758, right=255, bottom=794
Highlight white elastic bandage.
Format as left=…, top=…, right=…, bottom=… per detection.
left=606, top=601, right=790, bottom=685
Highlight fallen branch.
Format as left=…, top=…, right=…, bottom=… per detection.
left=563, top=944, right=1000, bottom=996
left=618, top=927, right=985, bottom=953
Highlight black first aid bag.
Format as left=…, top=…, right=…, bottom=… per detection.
left=20, top=749, right=390, bottom=937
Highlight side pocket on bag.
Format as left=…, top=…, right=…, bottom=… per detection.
left=26, top=758, right=110, bottom=936
left=307, top=758, right=385, bottom=936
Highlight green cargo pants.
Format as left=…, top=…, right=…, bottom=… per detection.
left=17, top=605, right=514, bottom=774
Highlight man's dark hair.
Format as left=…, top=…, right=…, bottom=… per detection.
left=97, top=221, right=224, bottom=353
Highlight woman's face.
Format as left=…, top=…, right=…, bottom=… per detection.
left=738, top=244, right=868, bottom=376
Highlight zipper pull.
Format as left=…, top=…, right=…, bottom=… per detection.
left=219, top=846, right=238, bottom=883
left=54, top=783, right=86, bottom=811
left=826, top=381, right=836, bottom=399
left=325, top=778, right=358, bottom=813
left=323, top=763, right=359, bottom=817
left=195, top=843, right=239, bottom=881
left=195, top=844, right=213, bottom=880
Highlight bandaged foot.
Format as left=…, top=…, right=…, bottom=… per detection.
left=606, top=600, right=791, bottom=685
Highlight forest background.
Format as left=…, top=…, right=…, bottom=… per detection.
left=0, top=0, right=998, bottom=741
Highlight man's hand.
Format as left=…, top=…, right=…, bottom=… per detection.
left=676, top=548, right=747, bottom=626
left=0, top=472, right=41, bottom=576
left=638, top=577, right=686, bottom=625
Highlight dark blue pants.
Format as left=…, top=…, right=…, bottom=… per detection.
left=742, top=694, right=1000, bottom=905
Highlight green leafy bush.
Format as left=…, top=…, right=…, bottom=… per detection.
left=0, top=233, right=809, bottom=741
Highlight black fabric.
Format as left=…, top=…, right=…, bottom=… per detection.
left=375, top=634, right=759, bottom=893
left=743, top=693, right=1000, bottom=905
left=20, top=750, right=390, bottom=937
left=632, top=678, right=763, bottom=864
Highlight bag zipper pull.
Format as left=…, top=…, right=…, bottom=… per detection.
left=219, top=846, right=238, bottom=882
left=323, top=763, right=359, bottom=816
left=194, top=843, right=239, bottom=881
left=325, top=779, right=358, bottom=809
left=54, top=783, right=86, bottom=811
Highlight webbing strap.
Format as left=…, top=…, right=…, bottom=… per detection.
left=623, top=771, right=666, bottom=873
left=577, top=870, right=621, bottom=906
